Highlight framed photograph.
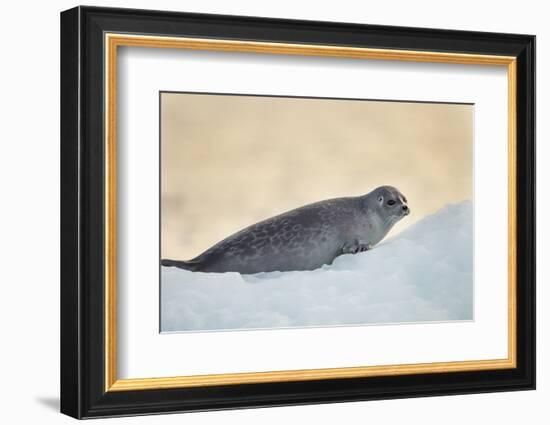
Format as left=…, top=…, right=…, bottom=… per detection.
left=60, top=6, right=535, bottom=419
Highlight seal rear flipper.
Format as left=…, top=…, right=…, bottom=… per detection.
left=160, top=258, right=199, bottom=271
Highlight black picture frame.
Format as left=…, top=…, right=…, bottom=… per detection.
left=60, top=5, right=535, bottom=419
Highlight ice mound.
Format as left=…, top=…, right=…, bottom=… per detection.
left=161, top=201, right=473, bottom=332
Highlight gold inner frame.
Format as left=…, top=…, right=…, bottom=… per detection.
left=104, top=33, right=517, bottom=392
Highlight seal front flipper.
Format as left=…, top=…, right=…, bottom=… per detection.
left=341, top=240, right=372, bottom=255
left=160, top=258, right=199, bottom=271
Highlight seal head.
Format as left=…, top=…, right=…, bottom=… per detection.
left=364, top=185, right=410, bottom=242
left=162, top=185, right=409, bottom=274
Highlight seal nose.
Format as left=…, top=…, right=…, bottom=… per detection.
left=402, top=205, right=409, bottom=213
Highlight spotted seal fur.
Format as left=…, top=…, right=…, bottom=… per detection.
left=161, top=186, right=409, bottom=274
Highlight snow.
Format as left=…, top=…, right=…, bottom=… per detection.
left=161, top=201, right=473, bottom=332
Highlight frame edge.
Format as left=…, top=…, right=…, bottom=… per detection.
left=60, top=6, right=83, bottom=420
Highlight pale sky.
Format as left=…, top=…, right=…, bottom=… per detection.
left=161, top=92, right=473, bottom=259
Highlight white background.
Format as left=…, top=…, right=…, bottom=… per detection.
left=0, top=0, right=545, bottom=424
left=119, top=48, right=508, bottom=378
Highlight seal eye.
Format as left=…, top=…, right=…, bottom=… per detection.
left=387, top=200, right=396, bottom=206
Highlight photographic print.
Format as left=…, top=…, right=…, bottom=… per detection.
left=61, top=8, right=535, bottom=417
left=160, top=92, right=474, bottom=332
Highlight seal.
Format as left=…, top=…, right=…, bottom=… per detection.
left=161, top=185, right=409, bottom=274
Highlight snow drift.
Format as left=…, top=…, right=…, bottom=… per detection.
left=161, top=200, right=473, bottom=332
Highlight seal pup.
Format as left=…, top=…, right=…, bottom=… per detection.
left=161, top=185, right=409, bottom=274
